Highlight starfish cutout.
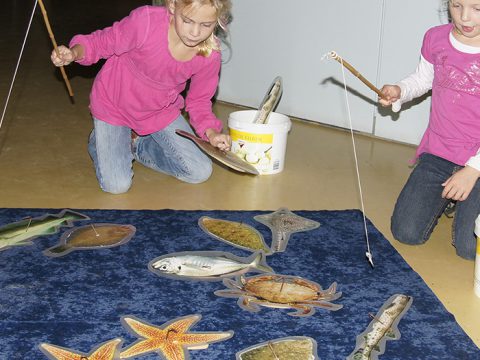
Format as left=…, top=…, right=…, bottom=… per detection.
left=254, top=208, right=320, bottom=253
left=120, top=314, right=233, bottom=359
left=39, top=338, right=122, bottom=360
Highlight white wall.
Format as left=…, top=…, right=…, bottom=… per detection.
left=218, top=0, right=447, bottom=144
left=374, top=0, right=448, bottom=144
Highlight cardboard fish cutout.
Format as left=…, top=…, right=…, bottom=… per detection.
left=237, top=336, right=319, bottom=360
left=149, top=250, right=273, bottom=281
left=176, top=129, right=259, bottom=175
left=347, top=294, right=413, bottom=360
left=43, top=223, right=136, bottom=257
left=0, top=209, right=89, bottom=252
left=199, top=216, right=271, bottom=254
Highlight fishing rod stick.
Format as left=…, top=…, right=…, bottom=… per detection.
left=329, top=51, right=385, bottom=99
left=37, top=0, right=74, bottom=98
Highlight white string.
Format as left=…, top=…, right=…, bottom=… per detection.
left=0, top=0, right=39, bottom=132
left=372, top=0, right=387, bottom=135
left=335, top=54, right=375, bottom=267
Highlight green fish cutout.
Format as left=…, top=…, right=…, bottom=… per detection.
left=0, top=209, right=90, bottom=252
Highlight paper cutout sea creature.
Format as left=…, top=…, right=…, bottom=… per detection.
left=254, top=208, right=320, bottom=253
left=120, top=314, right=234, bottom=359
left=39, top=338, right=122, bottom=359
left=347, top=294, right=413, bottom=360
left=149, top=250, right=274, bottom=281
left=43, top=223, right=136, bottom=257
left=0, top=209, right=90, bottom=252
left=199, top=216, right=271, bottom=254
left=253, top=76, right=283, bottom=124
left=237, top=336, right=319, bottom=360
left=215, top=274, right=342, bottom=317
left=176, top=129, right=259, bottom=175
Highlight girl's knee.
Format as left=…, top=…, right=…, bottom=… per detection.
left=391, top=217, right=427, bottom=245
left=181, top=163, right=213, bottom=184
left=99, top=177, right=132, bottom=194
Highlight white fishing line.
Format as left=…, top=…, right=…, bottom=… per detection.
left=325, top=51, right=374, bottom=267
left=0, top=0, right=39, bottom=132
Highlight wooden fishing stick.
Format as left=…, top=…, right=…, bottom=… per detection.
left=329, top=51, right=385, bottom=99
left=37, top=0, right=74, bottom=98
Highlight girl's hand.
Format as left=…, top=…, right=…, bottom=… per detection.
left=442, top=166, right=480, bottom=201
left=205, top=129, right=232, bottom=151
left=379, top=85, right=401, bottom=107
left=51, top=45, right=82, bottom=66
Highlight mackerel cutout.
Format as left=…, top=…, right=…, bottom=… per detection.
left=149, top=250, right=274, bottom=281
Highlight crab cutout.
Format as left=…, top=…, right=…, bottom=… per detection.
left=215, top=274, right=343, bottom=317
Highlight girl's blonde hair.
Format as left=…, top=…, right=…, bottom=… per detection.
left=165, top=0, right=232, bottom=57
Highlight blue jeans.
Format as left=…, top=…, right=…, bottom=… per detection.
left=88, top=115, right=212, bottom=194
left=391, top=153, right=480, bottom=260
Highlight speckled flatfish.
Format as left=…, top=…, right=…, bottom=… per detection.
left=43, top=223, right=136, bottom=257
left=199, top=216, right=271, bottom=254
left=237, top=336, right=318, bottom=360
left=175, top=129, right=259, bottom=175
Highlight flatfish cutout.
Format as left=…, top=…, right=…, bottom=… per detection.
left=237, top=336, right=319, bottom=360
left=347, top=294, right=413, bottom=360
left=176, top=129, right=259, bottom=175
left=199, top=216, right=271, bottom=254
left=254, top=208, right=320, bottom=253
left=43, top=223, right=136, bottom=257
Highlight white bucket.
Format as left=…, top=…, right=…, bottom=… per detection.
left=228, top=110, right=291, bottom=175
left=474, top=215, right=480, bottom=298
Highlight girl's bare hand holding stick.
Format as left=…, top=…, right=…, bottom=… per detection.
left=379, top=85, right=401, bottom=107
left=51, top=44, right=84, bottom=67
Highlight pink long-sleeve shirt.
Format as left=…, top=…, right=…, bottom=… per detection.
left=416, top=24, right=480, bottom=166
left=69, top=5, right=223, bottom=138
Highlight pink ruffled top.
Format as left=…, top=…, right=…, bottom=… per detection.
left=417, top=24, right=480, bottom=165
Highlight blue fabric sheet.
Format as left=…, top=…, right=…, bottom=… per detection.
left=0, top=208, right=478, bottom=359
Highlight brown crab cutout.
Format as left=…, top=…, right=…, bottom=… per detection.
left=214, top=274, right=343, bottom=317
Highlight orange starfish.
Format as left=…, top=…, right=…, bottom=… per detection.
left=39, top=338, right=122, bottom=359
left=120, top=314, right=233, bottom=359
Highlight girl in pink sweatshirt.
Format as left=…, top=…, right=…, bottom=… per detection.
left=51, top=0, right=232, bottom=194
left=380, top=0, right=480, bottom=259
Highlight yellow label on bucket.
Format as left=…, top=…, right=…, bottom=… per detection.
left=230, top=129, right=273, bottom=144
left=477, top=238, right=480, bottom=254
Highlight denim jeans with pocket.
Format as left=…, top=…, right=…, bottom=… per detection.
left=391, top=153, right=480, bottom=260
left=88, top=115, right=212, bottom=194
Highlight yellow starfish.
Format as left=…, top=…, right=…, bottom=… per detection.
left=120, top=314, right=233, bottom=359
left=39, top=338, right=122, bottom=360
